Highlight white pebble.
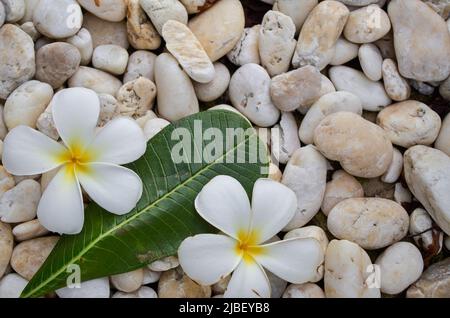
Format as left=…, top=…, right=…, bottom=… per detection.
left=4, top=80, right=53, bottom=130
left=375, top=242, right=424, bottom=295
left=92, top=45, right=129, bottom=76
left=358, top=43, right=383, bottom=81
left=194, top=62, right=230, bottom=102
left=0, top=274, right=28, bottom=298
left=229, top=63, right=280, bottom=127
left=381, top=147, right=403, bottom=183
left=0, top=180, right=41, bottom=223
left=56, top=278, right=110, bottom=298
left=330, top=37, right=359, bottom=66
left=227, top=25, right=261, bottom=66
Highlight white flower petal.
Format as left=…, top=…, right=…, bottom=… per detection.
left=224, top=260, right=271, bottom=298
left=254, top=238, right=324, bottom=284
left=77, top=163, right=142, bottom=215
left=37, top=165, right=84, bottom=235
left=51, top=88, right=100, bottom=152
left=250, top=179, right=297, bottom=244
left=87, top=117, right=146, bottom=165
left=195, top=176, right=252, bottom=240
left=178, top=234, right=242, bottom=286
left=2, top=126, right=66, bottom=175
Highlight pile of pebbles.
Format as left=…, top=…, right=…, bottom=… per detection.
left=0, top=0, right=450, bottom=298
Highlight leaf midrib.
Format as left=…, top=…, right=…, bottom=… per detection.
left=22, top=131, right=259, bottom=298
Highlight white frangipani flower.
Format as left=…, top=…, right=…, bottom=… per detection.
left=2, top=87, right=147, bottom=235
left=178, top=176, right=324, bottom=298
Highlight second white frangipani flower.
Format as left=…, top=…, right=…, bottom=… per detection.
left=2, top=87, right=147, bottom=235
left=178, top=176, right=324, bottom=298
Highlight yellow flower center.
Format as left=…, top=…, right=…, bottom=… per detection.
left=236, top=230, right=263, bottom=264
left=56, top=141, right=95, bottom=178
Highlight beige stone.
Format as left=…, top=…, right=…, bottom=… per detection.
left=0, top=221, right=12, bottom=279
left=382, top=58, right=411, bottom=101
left=268, top=163, right=282, bottom=182
left=259, top=10, right=296, bottom=77
left=388, top=0, right=450, bottom=81
left=0, top=166, right=14, bottom=199
left=148, top=256, right=179, bottom=272
left=36, top=105, right=58, bottom=140
left=407, top=258, right=450, bottom=298
left=36, top=43, right=81, bottom=89
left=126, top=0, right=161, bottom=50
left=140, top=0, right=188, bottom=35
left=111, top=268, right=144, bottom=293
left=0, top=24, right=35, bottom=99
left=321, top=170, right=364, bottom=216
left=377, top=101, right=441, bottom=148
left=12, top=219, right=49, bottom=242
left=158, top=267, right=211, bottom=298
left=11, top=236, right=59, bottom=280
left=68, top=66, right=122, bottom=96
left=292, top=0, right=349, bottom=70
left=162, top=20, right=215, bottom=83
left=299, top=91, right=362, bottom=145
left=270, top=65, right=321, bottom=112
left=324, top=240, right=380, bottom=298
left=4, top=80, right=53, bottom=129
left=117, top=77, right=156, bottom=118
left=98, top=94, right=119, bottom=127
left=344, top=5, right=391, bottom=44
left=404, top=146, right=450, bottom=235
left=314, top=112, right=393, bottom=178
left=188, top=0, right=245, bottom=62
left=328, top=198, right=409, bottom=250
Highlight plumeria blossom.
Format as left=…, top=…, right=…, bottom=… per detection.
left=2, top=88, right=147, bottom=235
left=178, top=176, right=324, bottom=298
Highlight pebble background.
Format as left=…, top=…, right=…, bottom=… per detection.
left=0, top=0, right=449, bottom=298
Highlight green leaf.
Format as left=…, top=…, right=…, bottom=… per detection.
left=21, top=110, right=268, bottom=298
